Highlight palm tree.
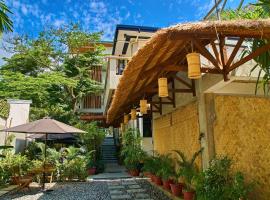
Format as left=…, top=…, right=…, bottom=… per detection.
left=0, top=0, right=13, bottom=34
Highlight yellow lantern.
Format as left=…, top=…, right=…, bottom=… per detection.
left=140, top=99, right=147, bottom=114
left=158, top=77, right=168, bottom=97
left=131, top=109, right=137, bottom=120
left=124, top=114, right=129, bottom=124
left=186, top=52, right=201, bottom=79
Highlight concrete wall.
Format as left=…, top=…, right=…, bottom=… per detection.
left=6, top=99, right=31, bottom=153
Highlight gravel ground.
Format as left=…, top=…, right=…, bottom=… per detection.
left=0, top=179, right=171, bottom=200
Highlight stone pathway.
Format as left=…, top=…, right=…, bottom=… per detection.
left=0, top=179, right=171, bottom=200
left=106, top=179, right=170, bottom=200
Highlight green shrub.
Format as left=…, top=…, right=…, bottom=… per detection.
left=121, top=128, right=146, bottom=170
left=158, top=154, right=175, bottom=180
left=174, top=148, right=203, bottom=192
left=63, top=156, right=88, bottom=181
left=195, top=156, right=255, bottom=200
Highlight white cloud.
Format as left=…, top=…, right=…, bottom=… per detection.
left=53, top=19, right=66, bottom=28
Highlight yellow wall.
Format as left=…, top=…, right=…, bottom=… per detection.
left=153, top=102, right=201, bottom=165
left=214, top=95, right=270, bottom=200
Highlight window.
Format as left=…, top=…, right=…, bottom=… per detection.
left=116, top=59, right=127, bottom=75
left=143, top=116, right=152, bottom=137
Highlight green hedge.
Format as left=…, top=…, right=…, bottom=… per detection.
left=0, top=100, right=9, bottom=119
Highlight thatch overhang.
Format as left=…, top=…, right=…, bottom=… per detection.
left=107, top=19, right=270, bottom=125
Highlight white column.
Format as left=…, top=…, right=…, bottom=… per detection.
left=6, top=99, right=32, bottom=153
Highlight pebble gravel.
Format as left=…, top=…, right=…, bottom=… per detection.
left=0, top=179, right=171, bottom=200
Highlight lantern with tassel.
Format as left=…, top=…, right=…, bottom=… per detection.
left=131, top=109, right=137, bottom=120
left=158, top=77, right=168, bottom=97
left=140, top=99, right=147, bottom=114
left=186, top=52, right=201, bottom=79
left=124, top=114, right=129, bottom=124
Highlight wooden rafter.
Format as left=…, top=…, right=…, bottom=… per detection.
left=210, top=41, right=221, bottom=65
left=229, top=42, right=270, bottom=71
left=225, top=37, right=244, bottom=68
left=193, top=39, right=222, bottom=73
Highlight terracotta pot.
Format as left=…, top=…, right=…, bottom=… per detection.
left=153, top=175, right=162, bottom=186
left=129, top=169, right=140, bottom=177
left=162, top=179, right=174, bottom=191
left=183, top=191, right=195, bottom=200
left=11, top=176, right=20, bottom=185
left=87, top=167, right=96, bottom=175
left=170, top=183, right=183, bottom=197
left=150, top=174, right=155, bottom=182
left=144, top=172, right=151, bottom=178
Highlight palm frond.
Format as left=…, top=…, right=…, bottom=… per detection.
left=0, top=1, right=13, bottom=33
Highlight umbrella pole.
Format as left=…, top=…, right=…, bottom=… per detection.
left=42, top=133, right=48, bottom=190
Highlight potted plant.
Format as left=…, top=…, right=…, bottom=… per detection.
left=170, top=171, right=184, bottom=197
left=121, top=128, right=146, bottom=176
left=174, top=148, right=203, bottom=200
left=159, top=154, right=175, bottom=191
left=86, top=160, right=96, bottom=175
left=193, top=156, right=254, bottom=200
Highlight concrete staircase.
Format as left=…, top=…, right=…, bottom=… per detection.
left=101, top=136, right=118, bottom=164
left=89, top=136, right=132, bottom=180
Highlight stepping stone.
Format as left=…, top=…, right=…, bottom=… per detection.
left=111, top=194, right=131, bottom=199
left=122, top=181, right=137, bottom=185
left=127, top=189, right=145, bottom=193
left=110, top=190, right=124, bottom=195
left=108, top=185, right=125, bottom=189
left=128, top=184, right=141, bottom=189
left=135, top=193, right=151, bottom=198
left=107, top=182, right=121, bottom=186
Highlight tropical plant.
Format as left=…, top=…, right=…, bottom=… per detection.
left=158, top=154, right=175, bottom=181
left=0, top=1, right=13, bottom=34
left=174, top=148, right=203, bottom=192
left=63, top=156, right=88, bottom=181
left=76, top=121, right=106, bottom=160
left=195, top=156, right=254, bottom=200
left=121, top=128, right=146, bottom=170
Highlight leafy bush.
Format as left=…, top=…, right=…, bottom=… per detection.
left=63, top=156, right=88, bottom=181
left=121, top=128, right=146, bottom=170
left=174, top=148, right=203, bottom=192
left=158, top=154, right=175, bottom=180
left=76, top=121, right=106, bottom=160
left=195, top=156, right=255, bottom=200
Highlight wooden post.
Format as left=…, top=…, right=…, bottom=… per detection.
left=195, top=80, right=215, bottom=169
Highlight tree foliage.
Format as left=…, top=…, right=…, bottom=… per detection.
left=0, top=24, right=105, bottom=119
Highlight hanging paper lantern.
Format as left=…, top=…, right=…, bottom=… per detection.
left=158, top=77, right=168, bottom=97
left=186, top=52, right=201, bottom=79
left=124, top=114, right=129, bottom=124
left=140, top=99, right=147, bottom=114
left=131, top=109, right=137, bottom=120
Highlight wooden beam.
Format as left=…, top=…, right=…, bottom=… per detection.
left=193, top=39, right=222, bottom=73
left=145, top=88, right=194, bottom=93
left=150, top=101, right=174, bottom=105
left=171, top=74, right=192, bottom=88
left=225, top=37, right=244, bottom=68
left=210, top=41, right=221, bottom=65
left=191, top=80, right=196, bottom=96
left=229, top=42, right=270, bottom=72
left=171, top=79, right=176, bottom=108
left=219, top=36, right=226, bottom=69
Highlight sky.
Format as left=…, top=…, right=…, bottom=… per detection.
left=5, top=0, right=255, bottom=41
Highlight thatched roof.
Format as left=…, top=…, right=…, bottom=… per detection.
left=107, top=19, right=270, bottom=124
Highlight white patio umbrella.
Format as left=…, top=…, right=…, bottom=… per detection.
left=1, top=117, right=86, bottom=191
